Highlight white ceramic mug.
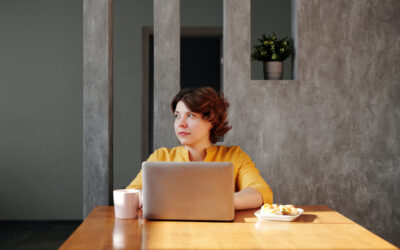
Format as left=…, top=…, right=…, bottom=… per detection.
left=113, top=189, right=140, bottom=219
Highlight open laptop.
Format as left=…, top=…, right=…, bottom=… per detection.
left=142, top=161, right=234, bottom=221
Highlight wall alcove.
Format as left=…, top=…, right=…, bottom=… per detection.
left=251, top=0, right=298, bottom=81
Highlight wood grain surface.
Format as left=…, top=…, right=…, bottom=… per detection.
left=60, top=206, right=398, bottom=249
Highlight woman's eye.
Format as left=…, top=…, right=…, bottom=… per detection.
left=188, top=113, right=195, bottom=118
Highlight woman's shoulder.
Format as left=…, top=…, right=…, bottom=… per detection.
left=209, top=145, right=252, bottom=163
left=214, top=145, right=254, bottom=166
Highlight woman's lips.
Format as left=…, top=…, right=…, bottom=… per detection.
left=178, top=132, right=190, bottom=136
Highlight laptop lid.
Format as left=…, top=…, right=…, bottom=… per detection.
left=142, top=161, right=234, bottom=221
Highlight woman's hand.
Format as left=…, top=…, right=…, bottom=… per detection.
left=234, top=188, right=263, bottom=210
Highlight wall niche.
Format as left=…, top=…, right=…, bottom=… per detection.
left=251, top=0, right=297, bottom=80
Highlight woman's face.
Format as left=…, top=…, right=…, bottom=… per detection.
left=174, top=101, right=212, bottom=148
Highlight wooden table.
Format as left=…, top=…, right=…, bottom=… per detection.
left=60, top=205, right=398, bottom=249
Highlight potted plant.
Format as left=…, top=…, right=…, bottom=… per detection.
left=251, top=33, right=294, bottom=80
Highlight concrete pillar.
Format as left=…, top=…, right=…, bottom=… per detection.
left=83, top=0, right=113, bottom=218
left=223, top=0, right=251, bottom=87
left=153, top=0, right=180, bottom=150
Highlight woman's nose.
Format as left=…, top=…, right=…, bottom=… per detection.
left=178, top=117, right=188, bottom=128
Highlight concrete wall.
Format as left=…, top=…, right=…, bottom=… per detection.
left=0, top=0, right=82, bottom=220
left=224, top=0, right=400, bottom=246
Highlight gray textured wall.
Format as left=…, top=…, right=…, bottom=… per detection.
left=0, top=0, right=82, bottom=220
left=224, top=0, right=400, bottom=246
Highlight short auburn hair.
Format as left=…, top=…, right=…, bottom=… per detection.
left=171, top=87, right=232, bottom=144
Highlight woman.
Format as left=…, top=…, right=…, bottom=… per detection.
left=127, top=87, right=273, bottom=210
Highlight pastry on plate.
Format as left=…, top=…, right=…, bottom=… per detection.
left=260, top=203, right=299, bottom=216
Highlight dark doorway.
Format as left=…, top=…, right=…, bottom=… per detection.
left=180, top=36, right=222, bottom=92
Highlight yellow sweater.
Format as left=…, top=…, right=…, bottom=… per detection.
left=126, top=145, right=273, bottom=204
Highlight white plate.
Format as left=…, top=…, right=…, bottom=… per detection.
left=254, top=208, right=303, bottom=222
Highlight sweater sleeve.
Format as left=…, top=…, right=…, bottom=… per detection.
left=126, top=151, right=158, bottom=189
left=236, top=149, right=273, bottom=204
